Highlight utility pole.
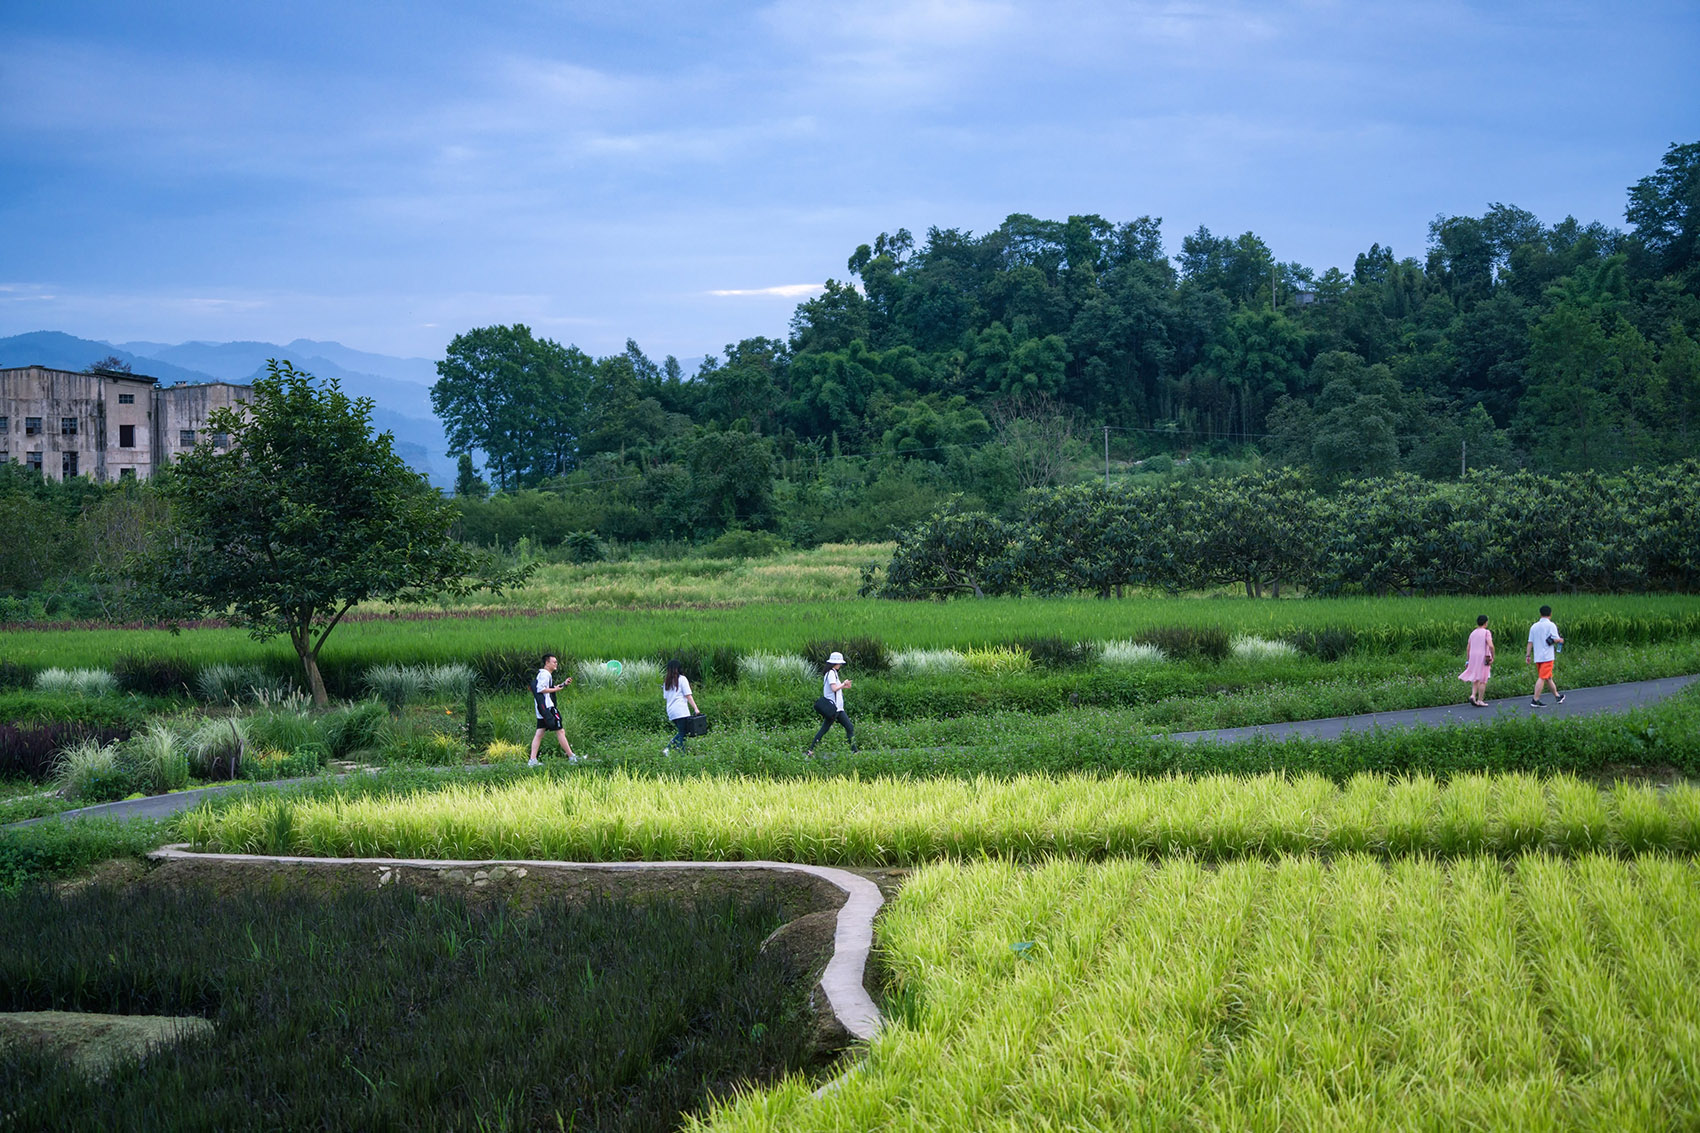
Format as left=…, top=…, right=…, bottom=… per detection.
left=1103, top=425, right=1111, bottom=489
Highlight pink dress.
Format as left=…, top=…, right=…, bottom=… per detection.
left=1458, top=626, right=1493, bottom=683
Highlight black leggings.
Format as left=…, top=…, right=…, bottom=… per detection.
left=810, top=710, right=855, bottom=750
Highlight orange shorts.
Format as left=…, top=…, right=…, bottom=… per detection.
left=1536, top=661, right=1554, bottom=680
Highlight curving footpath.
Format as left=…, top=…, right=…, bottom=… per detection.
left=10, top=674, right=1698, bottom=831
left=1160, top=673, right=1698, bottom=744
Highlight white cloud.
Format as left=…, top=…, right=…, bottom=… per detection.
left=708, top=284, right=826, bottom=298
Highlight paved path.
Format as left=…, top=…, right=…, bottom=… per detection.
left=10, top=674, right=1697, bottom=831
left=1161, top=674, right=1698, bottom=744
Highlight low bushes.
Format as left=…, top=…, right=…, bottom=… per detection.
left=33, top=669, right=117, bottom=697
left=0, top=818, right=171, bottom=892
left=111, top=653, right=195, bottom=697
left=1136, top=625, right=1231, bottom=663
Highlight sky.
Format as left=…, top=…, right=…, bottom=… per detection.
left=2, top=0, right=1697, bottom=366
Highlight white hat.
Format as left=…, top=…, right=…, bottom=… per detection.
left=826, top=651, right=847, bottom=665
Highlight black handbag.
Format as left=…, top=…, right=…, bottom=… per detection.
left=814, top=695, right=837, bottom=719
left=680, top=713, right=710, bottom=737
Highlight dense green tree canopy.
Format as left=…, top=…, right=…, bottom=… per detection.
left=140, top=361, right=523, bottom=704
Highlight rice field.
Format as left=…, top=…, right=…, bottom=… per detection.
left=364, top=541, right=886, bottom=612
left=178, top=771, right=1700, bottom=864
left=694, top=854, right=1700, bottom=1132
left=4, top=592, right=1697, bottom=673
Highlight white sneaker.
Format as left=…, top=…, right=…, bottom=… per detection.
left=567, top=754, right=582, bottom=763
left=662, top=747, right=670, bottom=756
left=527, top=757, right=540, bottom=767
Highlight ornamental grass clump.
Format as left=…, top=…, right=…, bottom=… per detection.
left=889, top=649, right=968, bottom=675
left=34, top=668, right=117, bottom=697
left=184, top=717, right=246, bottom=781
left=738, top=652, right=815, bottom=687
left=320, top=700, right=390, bottom=759
left=1231, top=634, right=1300, bottom=662
left=196, top=663, right=271, bottom=705
left=363, top=664, right=428, bottom=715
left=51, top=737, right=131, bottom=803
left=125, top=721, right=190, bottom=794
left=961, top=645, right=1033, bottom=677
left=421, top=663, right=477, bottom=702
left=1098, top=640, right=1166, bottom=666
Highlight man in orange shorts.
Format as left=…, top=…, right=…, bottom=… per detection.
left=1525, top=605, right=1566, bottom=707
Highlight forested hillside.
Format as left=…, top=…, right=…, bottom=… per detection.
left=438, top=142, right=1699, bottom=551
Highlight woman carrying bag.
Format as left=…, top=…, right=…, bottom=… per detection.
left=807, top=651, right=857, bottom=757
left=662, top=659, right=703, bottom=754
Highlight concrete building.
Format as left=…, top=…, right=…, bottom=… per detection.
left=0, top=365, right=250, bottom=482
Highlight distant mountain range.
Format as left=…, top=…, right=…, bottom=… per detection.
left=0, top=331, right=452, bottom=486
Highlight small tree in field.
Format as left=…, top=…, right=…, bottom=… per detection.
left=138, top=360, right=525, bottom=707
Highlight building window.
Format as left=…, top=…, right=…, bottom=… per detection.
left=26, top=452, right=43, bottom=472
left=119, top=467, right=136, bottom=480
left=62, top=451, right=79, bottom=478
left=119, top=424, right=136, bottom=448
left=25, top=417, right=42, bottom=436
left=61, top=418, right=79, bottom=436
left=212, top=432, right=228, bottom=448
left=118, top=393, right=136, bottom=404
left=180, top=429, right=196, bottom=447
left=0, top=415, right=8, bottom=433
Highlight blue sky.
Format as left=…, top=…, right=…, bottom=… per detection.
left=2, top=1, right=1696, bottom=364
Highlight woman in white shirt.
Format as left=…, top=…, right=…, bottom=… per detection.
left=806, top=651, right=857, bottom=757
left=663, top=659, right=700, bottom=754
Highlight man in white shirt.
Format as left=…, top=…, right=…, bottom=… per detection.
left=1524, top=605, right=1566, bottom=707
left=530, top=654, right=578, bottom=765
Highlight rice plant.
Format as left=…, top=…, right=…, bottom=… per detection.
left=1231, top=634, right=1300, bottom=662
left=1098, top=640, right=1166, bottom=665
left=51, top=736, right=131, bottom=802
left=738, top=652, right=816, bottom=687
left=364, top=664, right=428, bottom=714
left=126, top=720, right=190, bottom=793
left=889, top=649, right=967, bottom=675
left=34, top=668, right=118, bottom=697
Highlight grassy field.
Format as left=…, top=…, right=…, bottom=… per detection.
left=4, top=593, right=1697, bottom=674
left=696, top=855, right=1700, bottom=1132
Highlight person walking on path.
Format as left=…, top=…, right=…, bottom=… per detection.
left=1526, top=605, right=1566, bottom=707
left=1459, top=614, right=1495, bottom=707
left=530, top=654, right=578, bottom=765
left=662, top=659, right=701, bottom=754
left=807, top=651, right=857, bottom=757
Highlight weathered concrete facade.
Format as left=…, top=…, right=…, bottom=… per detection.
left=0, top=365, right=250, bottom=482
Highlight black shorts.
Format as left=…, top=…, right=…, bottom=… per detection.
left=536, top=706, right=562, bottom=732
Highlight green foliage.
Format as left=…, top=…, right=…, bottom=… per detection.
left=1014, top=635, right=1097, bottom=668
left=1287, top=625, right=1359, bottom=662
left=135, top=360, right=527, bottom=706
left=50, top=737, right=132, bottom=803
left=0, top=819, right=171, bottom=892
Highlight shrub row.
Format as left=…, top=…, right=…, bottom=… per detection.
left=0, top=723, right=133, bottom=780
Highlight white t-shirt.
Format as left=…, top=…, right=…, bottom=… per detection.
left=822, top=669, right=844, bottom=712
left=664, top=674, right=694, bottom=720
left=1527, top=619, right=1560, bottom=663
left=534, top=668, right=555, bottom=718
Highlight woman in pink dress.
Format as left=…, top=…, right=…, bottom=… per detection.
left=1459, top=614, right=1494, bottom=706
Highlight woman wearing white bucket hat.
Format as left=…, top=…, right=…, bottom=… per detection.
left=806, top=651, right=857, bottom=757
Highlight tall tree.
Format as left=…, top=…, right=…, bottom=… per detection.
left=140, top=361, right=523, bottom=706
left=1626, top=141, right=1700, bottom=286
left=432, top=325, right=592, bottom=490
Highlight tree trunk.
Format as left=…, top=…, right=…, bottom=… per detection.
left=291, top=631, right=330, bottom=708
